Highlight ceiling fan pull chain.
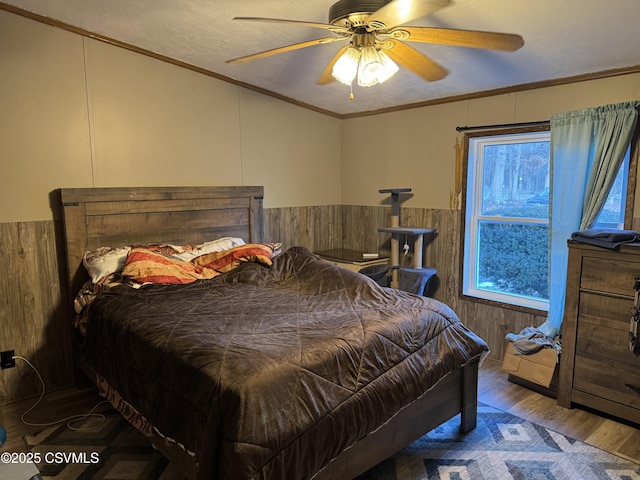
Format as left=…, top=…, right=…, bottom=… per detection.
left=350, top=83, right=354, bottom=100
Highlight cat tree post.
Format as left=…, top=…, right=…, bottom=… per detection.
left=379, top=188, right=409, bottom=288
left=378, top=188, right=436, bottom=293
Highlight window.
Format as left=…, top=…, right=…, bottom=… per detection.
left=463, top=129, right=551, bottom=310
left=462, top=127, right=635, bottom=311
left=591, top=150, right=630, bottom=229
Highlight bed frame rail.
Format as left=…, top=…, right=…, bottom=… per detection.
left=314, top=356, right=480, bottom=480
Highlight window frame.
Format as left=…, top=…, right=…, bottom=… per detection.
left=459, top=123, right=638, bottom=314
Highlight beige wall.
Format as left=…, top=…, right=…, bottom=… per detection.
left=0, top=9, right=342, bottom=223
left=84, top=38, right=243, bottom=188
left=341, top=76, right=640, bottom=210
left=238, top=90, right=341, bottom=208
left=0, top=12, right=92, bottom=222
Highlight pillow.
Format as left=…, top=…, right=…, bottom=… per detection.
left=191, top=243, right=282, bottom=273
left=82, top=237, right=245, bottom=283
left=173, top=237, right=246, bottom=261
left=83, top=246, right=131, bottom=283
left=122, top=248, right=219, bottom=285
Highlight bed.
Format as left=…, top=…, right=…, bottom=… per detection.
left=56, top=186, right=489, bottom=480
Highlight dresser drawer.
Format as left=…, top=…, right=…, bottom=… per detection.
left=580, top=256, right=640, bottom=296
left=576, top=321, right=640, bottom=367
left=574, top=354, right=640, bottom=410
left=577, top=291, right=631, bottom=330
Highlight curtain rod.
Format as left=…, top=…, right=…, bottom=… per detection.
left=456, top=120, right=550, bottom=132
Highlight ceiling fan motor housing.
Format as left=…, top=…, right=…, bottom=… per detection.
left=329, top=0, right=392, bottom=28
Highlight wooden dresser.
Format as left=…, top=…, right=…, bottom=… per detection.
left=558, top=241, right=640, bottom=424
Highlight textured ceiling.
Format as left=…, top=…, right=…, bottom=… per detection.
left=3, top=0, right=640, bottom=117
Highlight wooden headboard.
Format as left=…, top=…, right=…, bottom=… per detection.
left=57, top=186, right=264, bottom=302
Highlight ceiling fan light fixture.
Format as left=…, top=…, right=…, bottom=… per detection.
left=357, top=45, right=381, bottom=86
left=332, top=46, right=360, bottom=85
left=375, top=50, right=399, bottom=84
left=357, top=45, right=398, bottom=87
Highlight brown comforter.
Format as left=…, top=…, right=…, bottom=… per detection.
left=82, top=247, right=488, bottom=480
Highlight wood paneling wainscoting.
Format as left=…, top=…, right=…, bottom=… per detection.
left=264, top=205, right=343, bottom=253
left=2, top=205, right=567, bottom=401
left=0, top=220, right=74, bottom=402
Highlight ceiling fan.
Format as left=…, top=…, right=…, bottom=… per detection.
left=226, top=0, right=524, bottom=90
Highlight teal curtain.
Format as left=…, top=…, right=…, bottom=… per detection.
left=538, top=101, right=639, bottom=338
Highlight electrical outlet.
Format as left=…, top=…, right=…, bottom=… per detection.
left=1, top=350, right=15, bottom=369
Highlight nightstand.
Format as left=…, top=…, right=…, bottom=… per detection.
left=314, top=248, right=388, bottom=273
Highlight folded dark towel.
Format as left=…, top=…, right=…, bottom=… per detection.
left=571, top=228, right=640, bottom=249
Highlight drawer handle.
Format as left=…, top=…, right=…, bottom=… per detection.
left=625, top=383, right=640, bottom=396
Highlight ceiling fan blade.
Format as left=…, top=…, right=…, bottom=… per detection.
left=317, top=46, right=350, bottom=85
left=384, top=39, right=448, bottom=81
left=396, top=26, right=524, bottom=51
left=233, top=17, right=350, bottom=34
left=226, top=37, right=346, bottom=64
left=367, top=0, right=451, bottom=31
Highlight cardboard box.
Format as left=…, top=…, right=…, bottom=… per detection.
left=501, top=344, right=559, bottom=389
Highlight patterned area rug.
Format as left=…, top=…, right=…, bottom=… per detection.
left=24, top=412, right=182, bottom=479
left=25, top=405, right=640, bottom=479
left=357, top=404, right=640, bottom=480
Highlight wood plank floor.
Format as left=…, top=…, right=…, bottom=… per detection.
left=478, top=358, right=640, bottom=464
left=1, top=358, right=639, bottom=472
left=1, top=384, right=107, bottom=455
